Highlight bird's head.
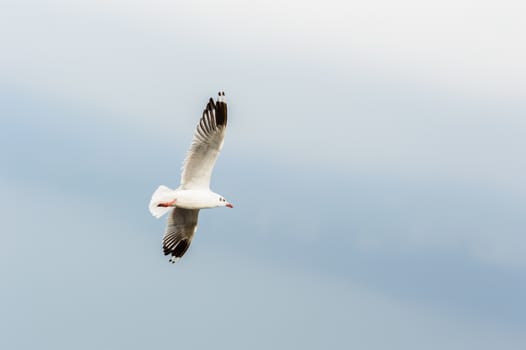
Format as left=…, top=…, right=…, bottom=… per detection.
left=218, top=196, right=233, bottom=208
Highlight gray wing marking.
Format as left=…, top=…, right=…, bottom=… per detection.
left=162, top=208, right=200, bottom=262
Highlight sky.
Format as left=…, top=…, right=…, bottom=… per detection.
left=1, top=0, right=526, bottom=349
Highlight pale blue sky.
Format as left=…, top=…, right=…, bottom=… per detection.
left=1, top=1, right=526, bottom=349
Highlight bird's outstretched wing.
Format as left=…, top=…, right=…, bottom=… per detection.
left=162, top=208, right=200, bottom=262
left=180, top=92, right=227, bottom=190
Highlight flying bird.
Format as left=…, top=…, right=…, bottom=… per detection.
left=149, top=91, right=233, bottom=263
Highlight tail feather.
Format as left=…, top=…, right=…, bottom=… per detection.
left=149, top=185, right=176, bottom=218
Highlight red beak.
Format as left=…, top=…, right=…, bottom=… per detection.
left=226, top=203, right=233, bottom=208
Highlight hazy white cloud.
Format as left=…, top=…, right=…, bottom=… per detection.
left=1, top=0, right=525, bottom=118
left=4, top=0, right=524, bottom=95
left=2, top=0, right=525, bottom=188
left=2, top=0, right=526, bottom=269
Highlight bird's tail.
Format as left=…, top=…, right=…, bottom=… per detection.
left=149, top=185, right=176, bottom=218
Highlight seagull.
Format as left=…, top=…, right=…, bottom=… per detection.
left=148, top=91, right=233, bottom=263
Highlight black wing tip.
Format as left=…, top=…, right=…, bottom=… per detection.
left=163, top=238, right=191, bottom=259
left=215, top=91, right=227, bottom=127
left=202, top=91, right=227, bottom=127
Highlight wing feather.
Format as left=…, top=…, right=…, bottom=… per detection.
left=180, top=92, right=228, bottom=189
left=162, top=208, right=200, bottom=262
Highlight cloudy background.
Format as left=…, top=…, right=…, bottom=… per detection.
left=2, top=0, right=526, bottom=348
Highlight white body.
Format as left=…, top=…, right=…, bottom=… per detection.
left=149, top=185, right=225, bottom=217
left=173, top=189, right=223, bottom=209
